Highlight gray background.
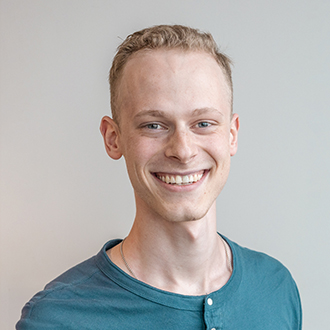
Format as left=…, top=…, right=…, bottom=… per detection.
left=1, top=0, right=329, bottom=329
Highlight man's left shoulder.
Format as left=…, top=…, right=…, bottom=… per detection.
left=222, top=237, right=302, bottom=329
left=229, top=238, right=291, bottom=272
left=227, top=237, right=300, bottom=294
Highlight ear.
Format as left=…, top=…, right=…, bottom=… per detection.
left=229, top=113, right=239, bottom=156
left=100, top=116, right=123, bottom=160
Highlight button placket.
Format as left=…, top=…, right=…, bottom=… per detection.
left=204, top=296, right=218, bottom=330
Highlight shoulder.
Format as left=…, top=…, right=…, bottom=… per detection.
left=224, top=236, right=301, bottom=302
left=225, top=237, right=302, bottom=328
left=16, top=240, right=121, bottom=330
left=42, top=254, right=102, bottom=295
left=228, top=237, right=294, bottom=280
left=16, top=256, right=100, bottom=329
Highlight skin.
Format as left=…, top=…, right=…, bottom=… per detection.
left=100, top=49, right=239, bottom=295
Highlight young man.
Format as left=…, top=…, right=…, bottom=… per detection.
left=17, top=25, right=302, bottom=329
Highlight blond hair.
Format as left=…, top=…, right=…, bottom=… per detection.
left=109, top=25, right=233, bottom=123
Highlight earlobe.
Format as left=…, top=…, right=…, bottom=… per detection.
left=230, top=113, right=239, bottom=156
left=100, top=116, right=123, bottom=160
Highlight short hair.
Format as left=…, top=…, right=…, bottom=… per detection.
left=109, top=24, right=233, bottom=124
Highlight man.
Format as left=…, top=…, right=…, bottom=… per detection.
left=17, top=25, right=302, bottom=329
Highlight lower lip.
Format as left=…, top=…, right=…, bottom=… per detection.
left=153, top=170, right=208, bottom=192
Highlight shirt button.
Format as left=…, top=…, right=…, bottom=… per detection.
left=211, top=328, right=216, bottom=330
left=207, top=298, right=213, bottom=306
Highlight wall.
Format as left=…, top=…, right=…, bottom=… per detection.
left=1, top=1, right=329, bottom=328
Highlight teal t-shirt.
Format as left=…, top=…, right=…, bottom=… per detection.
left=16, top=236, right=302, bottom=329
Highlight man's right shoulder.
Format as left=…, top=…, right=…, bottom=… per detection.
left=16, top=256, right=102, bottom=330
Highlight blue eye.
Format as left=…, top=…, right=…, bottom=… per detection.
left=198, top=122, right=211, bottom=128
left=146, top=123, right=161, bottom=129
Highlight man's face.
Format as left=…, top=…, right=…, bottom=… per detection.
left=109, top=49, right=238, bottom=223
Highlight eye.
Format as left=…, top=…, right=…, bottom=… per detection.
left=197, top=122, right=211, bottom=128
left=146, top=123, right=162, bottom=129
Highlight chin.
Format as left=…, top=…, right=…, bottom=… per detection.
left=159, top=206, right=210, bottom=223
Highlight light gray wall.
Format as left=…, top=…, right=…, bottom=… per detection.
left=1, top=1, right=329, bottom=328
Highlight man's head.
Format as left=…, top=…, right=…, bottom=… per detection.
left=101, top=25, right=239, bottom=223
left=109, top=24, right=233, bottom=125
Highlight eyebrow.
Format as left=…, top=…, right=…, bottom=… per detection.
left=134, top=110, right=167, bottom=119
left=192, top=107, right=224, bottom=117
left=134, top=107, right=224, bottom=119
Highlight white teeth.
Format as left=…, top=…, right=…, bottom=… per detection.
left=176, top=175, right=182, bottom=185
left=182, top=175, right=189, bottom=184
left=156, top=172, right=204, bottom=185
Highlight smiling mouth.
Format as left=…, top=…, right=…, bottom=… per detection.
left=154, top=171, right=205, bottom=185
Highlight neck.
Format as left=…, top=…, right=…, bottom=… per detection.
left=110, top=203, right=232, bottom=295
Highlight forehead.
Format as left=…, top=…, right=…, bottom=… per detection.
left=122, top=48, right=227, bottom=86
left=117, top=49, right=231, bottom=118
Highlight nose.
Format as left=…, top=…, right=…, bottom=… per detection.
left=164, top=128, right=198, bottom=163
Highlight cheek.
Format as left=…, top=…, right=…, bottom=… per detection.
left=205, top=133, right=231, bottom=158
left=123, top=138, right=157, bottom=170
